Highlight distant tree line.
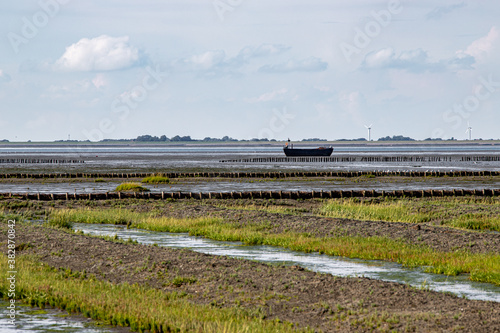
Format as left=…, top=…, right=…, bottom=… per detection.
left=423, top=137, right=457, bottom=141
left=377, top=135, right=415, bottom=141
left=131, top=135, right=278, bottom=142
left=96, top=135, right=466, bottom=142
left=17, top=135, right=497, bottom=143
left=302, top=138, right=328, bottom=142
left=134, top=135, right=193, bottom=142
left=337, top=138, right=366, bottom=142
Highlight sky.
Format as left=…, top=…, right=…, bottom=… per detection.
left=1, top=0, right=499, bottom=142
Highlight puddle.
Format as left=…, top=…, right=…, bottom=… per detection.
left=74, top=223, right=500, bottom=303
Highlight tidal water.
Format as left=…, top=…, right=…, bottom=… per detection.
left=3, top=177, right=500, bottom=194
left=1, top=144, right=499, bottom=173
left=74, top=223, right=500, bottom=303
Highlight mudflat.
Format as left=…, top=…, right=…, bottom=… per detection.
left=2, top=197, right=500, bottom=332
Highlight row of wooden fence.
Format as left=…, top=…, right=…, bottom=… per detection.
left=1, top=170, right=499, bottom=179
left=0, top=159, right=84, bottom=164
left=2, top=188, right=499, bottom=201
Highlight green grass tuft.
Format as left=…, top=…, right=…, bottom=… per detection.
left=142, top=175, right=170, bottom=184
left=115, top=183, right=149, bottom=192
left=170, top=276, right=197, bottom=287
left=48, top=217, right=73, bottom=229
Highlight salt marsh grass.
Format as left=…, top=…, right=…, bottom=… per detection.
left=49, top=208, right=500, bottom=285
left=320, top=198, right=500, bottom=231
left=142, top=175, right=170, bottom=184
left=47, top=216, right=73, bottom=229
left=448, top=213, right=500, bottom=231
left=320, top=199, right=429, bottom=223
left=214, top=203, right=297, bottom=215
left=115, top=183, right=149, bottom=192
left=0, top=255, right=306, bottom=333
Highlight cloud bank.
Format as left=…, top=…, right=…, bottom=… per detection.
left=177, top=44, right=318, bottom=77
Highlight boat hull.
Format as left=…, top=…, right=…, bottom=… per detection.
left=283, top=147, right=333, bottom=157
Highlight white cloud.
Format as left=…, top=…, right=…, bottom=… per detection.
left=56, top=35, right=140, bottom=72
left=362, top=47, right=474, bottom=72
left=461, top=26, right=499, bottom=63
left=188, top=50, right=226, bottom=70
left=180, top=44, right=292, bottom=76
left=425, top=2, right=466, bottom=20
left=363, top=48, right=433, bottom=71
left=259, top=57, right=328, bottom=73
left=363, top=48, right=395, bottom=69
left=0, top=70, right=11, bottom=83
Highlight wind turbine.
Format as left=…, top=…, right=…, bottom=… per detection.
left=465, top=122, right=472, bottom=140
left=364, top=124, right=372, bottom=141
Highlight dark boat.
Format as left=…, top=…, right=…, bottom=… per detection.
left=283, top=139, right=333, bottom=157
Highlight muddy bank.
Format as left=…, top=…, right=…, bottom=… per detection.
left=4, top=222, right=500, bottom=333
left=3, top=197, right=500, bottom=255
left=118, top=198, right=500, bottom=255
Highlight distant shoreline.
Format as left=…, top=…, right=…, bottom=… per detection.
left=0, top=140, right=499, bottom=148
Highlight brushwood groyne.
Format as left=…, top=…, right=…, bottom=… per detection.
left=0, top=158, right=84, bottom=164
left=220, top=155, right=500, bottom=163
left=1, top=170, right=499, bottom=179
left=2, top=188, right=499, bottom=201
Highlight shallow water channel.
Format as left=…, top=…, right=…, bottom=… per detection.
left=3, top=177, right=500, bottom=194
left=0, top=300, right=120, bottom=333
left=74, top=223, right=500, bottom=303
